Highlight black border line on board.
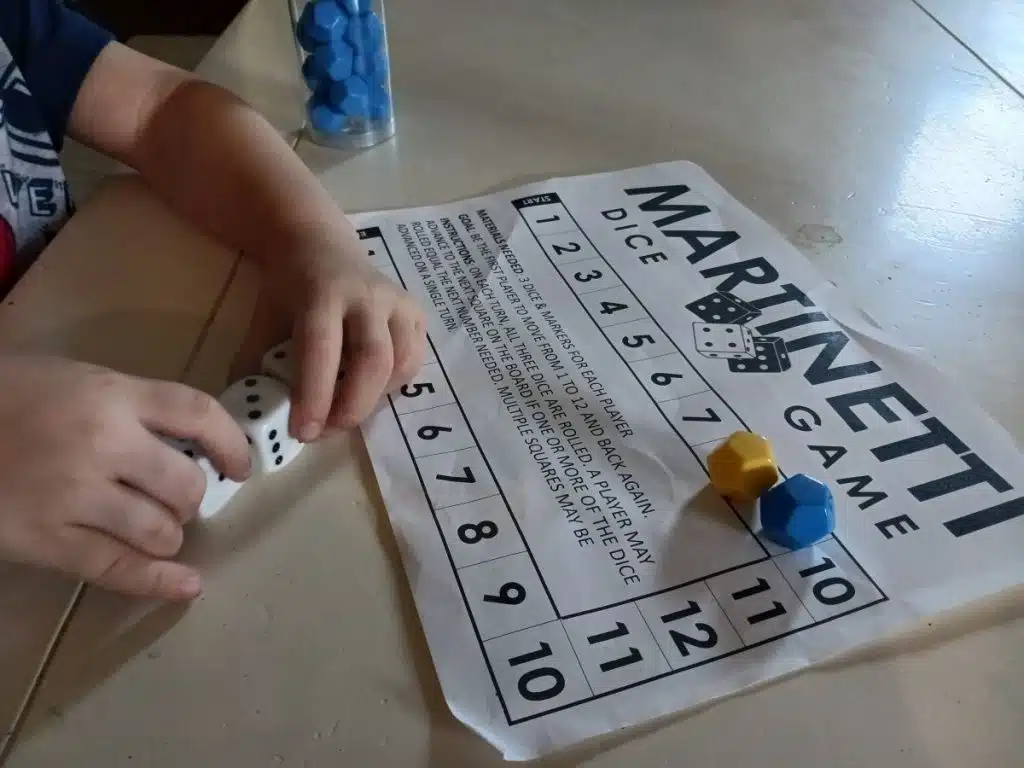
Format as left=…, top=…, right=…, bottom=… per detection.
left=769, top=554, right=817, bottom=624
left=369, top=224, right=772, bottom=619
left=503, top=596, right=888, bottom=725
left=368, top=229, right=517, bottom=723
left=393, top=400, right=461, bottom=416
left=553, top=196, right=889, bottom=602
left=829, top=533, right=888, bottom=599
left=362, top=218, right=891, bottom=726
left=510, top=197, right=769, bottom=554
left=556, top=555, right=770, bottom=621
left=372, top=230, right=559, bottom=614
left=633, top=604, right=673, bottom=670
left=513, top=195, right=890, bottom=603
left=385, top=384, right=514, bottom=723
left=417, top=344, right=562, bottom=607
left=506, top=198, right=892, bottom=718
left=413, top=444, right=480, bottom=461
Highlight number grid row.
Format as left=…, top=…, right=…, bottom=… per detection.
left=359, top=223, right=889, bottom=725
left=508, top=197, right=888, bottom=601
left=500, top=202, right=889, bottom=719
left=511, top=202, right=767, bottom=545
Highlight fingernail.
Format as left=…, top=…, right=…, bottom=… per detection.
left=180, top=573, right=202, bottom=598
left=298, top=421, right=321, bottom=443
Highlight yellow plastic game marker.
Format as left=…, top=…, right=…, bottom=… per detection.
left=707, top=431, right=779, bottom=502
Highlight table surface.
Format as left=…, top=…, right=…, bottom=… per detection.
left=5, top=0, right=1024, bottom=765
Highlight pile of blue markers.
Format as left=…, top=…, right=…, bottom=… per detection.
left=295, top=0, right=391, bottom=135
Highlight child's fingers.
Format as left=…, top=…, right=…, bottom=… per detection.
left=386, top=309, right=426, bottom=394
left=79, top=483, right=185, bottom=559
left=60, top=525, right=201, bottom=601
left=119, top=431, right=207, bottom=525
left=328, top=308, right=394, bottom=429
left=291, top=292, right=344, bottom=441
left=134, top=378, right=252, bottom=482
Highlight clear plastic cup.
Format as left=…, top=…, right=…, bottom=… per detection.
left=292, top=0, right=395, bottom=149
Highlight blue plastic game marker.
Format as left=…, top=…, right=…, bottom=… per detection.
left=329, top=76, right=372, bottom=120
left=759, top=473, right=836, bottom=550
left=293, top=0, right=395, bottom=149
left=308, top=98, right=346, bottom=135
left=306, top=41, right=355, bottom=85
left=297, top=1, right=347, bottom=50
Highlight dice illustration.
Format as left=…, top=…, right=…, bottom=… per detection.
left=219, top=375, right=303, bottom=473
left=686, top=291, right=761, bottom=325
left=728, top=336, right=791, bottom=373
left=693, top=322, right=755, bottom=360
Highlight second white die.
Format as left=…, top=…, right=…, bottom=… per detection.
left=162, top=437, right=243, bottom=520
left=261, top=340, right=296, bottom=385
left=261, top=339, right=346, bottom=388
left=219, top=375, right=303, bottom=473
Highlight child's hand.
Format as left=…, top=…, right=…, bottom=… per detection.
left=0, top=354, right=251, bottom=600
left=236, top=235, right=427, bottom=442
left=67, top=46, right=426, bottom=436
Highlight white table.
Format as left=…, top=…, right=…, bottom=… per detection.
left=5, top=1, right=1023, bottom=765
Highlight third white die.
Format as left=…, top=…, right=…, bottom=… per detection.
left=261, top=340, right=296, bottom=385
left=219, top=375, right=303, bottom=473
left=161, top=436, right=243, bottom=520
left=261, top=339, right=346, bottom=387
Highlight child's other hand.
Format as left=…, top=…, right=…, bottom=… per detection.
left=235, top=234, right=426, bottom=442
left=0, top=354, right=251, bottom=600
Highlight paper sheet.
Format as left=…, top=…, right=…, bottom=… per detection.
left=352, top=161, right=1024, bottom=761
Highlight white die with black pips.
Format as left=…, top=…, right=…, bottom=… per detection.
left=261, top=338, right=346, bottom=388
left=218, top=375, right=304, bottom=474
left=161, top=436, right=244, bottom=520
left=261, top=340, right=296, bottom=385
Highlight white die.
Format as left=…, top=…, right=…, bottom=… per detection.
left=219, top=375, right=303, bottom=473
left=692, top=322, right=755, bottom=360
left=261, top=340, right=296, bottom=385
left=162, top=437, right=243, bottom=520
left=261, top=339, right=346, bottom=387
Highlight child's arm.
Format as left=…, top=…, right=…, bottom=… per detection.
left=68, top=42, right=425, bottom=440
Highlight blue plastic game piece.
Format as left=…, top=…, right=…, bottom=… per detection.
left=301, top=56, right=324, bottom=93
left=345, top=10, right=384, bottom=54
left=308, top=97, right=346, bottom=134
left=306, top=41, right=355, bottom=84
left=758, top=473, right=835, bottom=550
left=296, top=12, right=319, bottom=53
left=329, top=75, right=371, bottom=119
left=336, top=0, right=364, bottom=16
left=297, top=0, right=347, bottom=50
left=354, top=47, right=388, bottom=80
